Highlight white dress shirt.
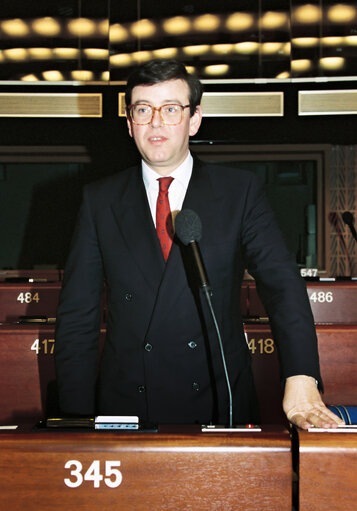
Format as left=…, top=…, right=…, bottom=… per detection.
left=142, top=152, right=193, bottom=226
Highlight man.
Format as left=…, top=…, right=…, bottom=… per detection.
left=55, top=59, right=342, bottom=429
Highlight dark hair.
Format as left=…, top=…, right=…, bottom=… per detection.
left=125, top=59, right=203, bottom=116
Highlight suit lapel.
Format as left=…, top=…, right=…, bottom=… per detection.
left=110, top=166, right=165, bottom=291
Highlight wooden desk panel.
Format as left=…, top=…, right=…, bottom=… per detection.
left=298, top=429, right=357, bottom=511
left=0, top=426, right=291, bottom=511
left=316, top=325, right=357, bottom=404
left=244, top=324, right=285, bottom=425
left=0, top=269, right=62, bottom=282
left=244, top=324, right=357, bottom=424
left=0, top=325, right=106, bottom=424
left=0, top=324, right=58, bottom=423
left=246, top=280, right=357, bottom=324
left=0, top=282, right=61, bottom=322
left=2, top=322, right=355, bottom=425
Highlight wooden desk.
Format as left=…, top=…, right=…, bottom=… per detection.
left=246, top=280, right=357, bottom=324
left=1, top=322, right=355, bottom=425
left=0, top=324, right=106, bottom=424
left=0, top=282, right=61, bottom=322
left=0, top=425, right=291, bottom=511
left=298, top=428, right=357, bottom=511
left=244, top=323, right=357, bottom=423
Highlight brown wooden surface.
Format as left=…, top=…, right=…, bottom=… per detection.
left=246, top=280, right=357, bottom=324
left=0, top=425, right=291, bottom=511
left=1, top=322, right=355, bottom=425
left=298, top=428, right=357, bottom=511
left=0, top=324, right=58, bottom=423
left=244, top=323, right=286, bottom=424
left=0, top=324, right=106, bottom=424
left=0, top=282, right=61, bottom=322
left=245, top=324, right=357, bottom=423
left=0, top=269, right=63, bottom=282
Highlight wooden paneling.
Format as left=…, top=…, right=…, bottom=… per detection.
left=246, top=280, right=357, bottom=324
left=0, top=282, right=61, bottom=322
left=245, top=323, right=357, bottom=424
left=298, top=429, right=357, bottom=511
left=0, top=426, right=291, bottom=511
left=1, top=322, right=355, bottom=425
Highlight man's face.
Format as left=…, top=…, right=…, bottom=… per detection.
left=127, top=79, right=202, bottom=176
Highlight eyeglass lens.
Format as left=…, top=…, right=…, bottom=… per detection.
left=131, top=104, right=183, bottom=124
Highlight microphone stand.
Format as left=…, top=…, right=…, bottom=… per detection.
left=190, top=241, right=233, bottom=428
left=202, top=285, right=233, bottom=429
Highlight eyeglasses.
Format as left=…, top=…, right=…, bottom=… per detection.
left=128, top=103, right=190, bottom=125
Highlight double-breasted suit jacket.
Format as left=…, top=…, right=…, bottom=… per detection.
left=55, top=158, right=321, bottom=424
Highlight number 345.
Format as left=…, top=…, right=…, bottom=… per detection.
left=64, top=460, right=122, bottom=488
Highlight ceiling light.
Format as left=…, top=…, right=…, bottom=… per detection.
left=345, top=35, right=357, bottom=45
left=204, top=64, right=230, bottom=76
left=226, top=12, right=254, bottom=31
left=319, top=57, right=345, bottom=70
left=110, top=53, right=132, bottom=67
left=185, top=66, right=196, bottom=75
left=67, top=18, right=96, bottom=37
left=53, top=48, right=79, bottom=59
left=276, top=71, right=290, bottom=79
left=3, top=48, right=28, bottom=61
left=212, top=44, right=234, bottom=55
left=261, top=42, right=285, bottom=55
left=1, top=18, right=29, bottom=37
left=234, top=42, right=259, bottom=54
left=131, top=51, right=152, bottom=63
left=260, top=11, right=288, bottom=30
left=32, top=17, right=61, bottom=36
left=130, top=19, right=156, bottom=38
left=83, top=48, right=109, bottom=59
left=152, top=48, right=178, bottom=59
left=97, top=19, right=109, bottom=36
left=28, top=48, right=53, bottom=60
left=21, top=74, right=39, bottom=81
left=162, top=16, right=191, bottom=35
left=71, top=70, right=94, bottom=81
left=193, top=14, right=220, bottom=31
left=321, top=36, right=344, bottom=46
left=110, top=23, right=129, bottom=43
left=327, top=4, right=356, bottom=23
left=291, top=59, right=312, bottom=72
left=293, top=5, right=322, bottom=23
left=183, top=45, right=210, bottom=56
left=292, top=37, right=319, bottom=47
left=42, top=70, right=65, bottom=81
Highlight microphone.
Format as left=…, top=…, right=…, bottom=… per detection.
left=342, top=211, right=357, bottom=242
left=175, top=209, right=233, bottom=428
left=175, top=209, right=210, bottom=294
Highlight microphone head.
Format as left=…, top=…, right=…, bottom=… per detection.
left=175, top=209, right=202, bottom=245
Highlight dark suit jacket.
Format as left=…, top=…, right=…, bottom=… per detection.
left=55, top=159, right=322, bottom=424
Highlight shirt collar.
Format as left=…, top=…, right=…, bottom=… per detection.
left=142, top=152, right=193, bottom=191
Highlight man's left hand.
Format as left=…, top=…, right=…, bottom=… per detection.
left=283, top=374, right=345, bottom=430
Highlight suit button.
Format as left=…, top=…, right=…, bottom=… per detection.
left=125, top=293, right=132, bottom=301
left=144, top=343, right=152, bottom=352
left=188, top=341, right=197, bottom=349
left=137, top=385, right=146, bottom=393
left=192, top=382, right=200, bottom=391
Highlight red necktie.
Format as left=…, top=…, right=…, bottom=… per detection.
left=156, top=177, right=174, bottom=261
